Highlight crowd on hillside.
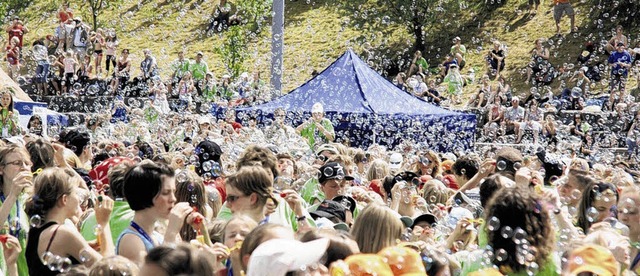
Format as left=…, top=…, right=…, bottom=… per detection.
left=0, top=0, right=639, bottom=276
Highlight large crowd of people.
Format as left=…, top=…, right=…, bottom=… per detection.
left=0, top=0, right=640, bottom=275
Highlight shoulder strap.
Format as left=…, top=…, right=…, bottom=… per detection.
left=45, top=224, right=62, bottom=253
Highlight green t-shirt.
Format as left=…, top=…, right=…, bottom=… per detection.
left=190, top=61, right=208, bottom=80
left=80, top=200, right=134, bottom=245
left=300, top=178, right=323, bottom=205
left=451, top=45, right=467, bottom=59
left=416, top=57, right=429, bottom=71
left=171, top=58, right=191, bottom=78
left=0, top=194, right=29, bottom=276
left=299, top=118, right=334, bottom=149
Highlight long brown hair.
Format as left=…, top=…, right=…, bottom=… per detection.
left=175, top=170, right=207, bottom=242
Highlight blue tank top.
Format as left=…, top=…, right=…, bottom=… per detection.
left=115, top=228, right=163, bottom=254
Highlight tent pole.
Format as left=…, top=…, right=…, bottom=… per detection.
left=270, top=0, right=284, bottom=95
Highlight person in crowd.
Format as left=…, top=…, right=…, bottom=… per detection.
left=450, top=36, right=466, bottom=69
left=149, top=76, right=170, bottom=115
left=190, top=52, right=208, bottom=95
left=443, top=63, right=464, bottom=104
left=553, top=0, right=576, bottom=34
left=407, top=50, right=429, bottom=77
left=117, top=160, right=202, bottom=265
left=138, top=243, right=216, bottom=276
left=486, top=40, right=505, bottom=80
left=176, top=71, right=196, bottom=110
left=110, top=49, right=132, bottom=94
left=608, top=42, right=632, bottom=95
left=104, top=35, right=118, bottom=75
left=5, top=37, right=21, bottom=81
left=576, top=182, right=619, bottom=235
left=25, top=168, right=115, bottom=275
left=78, top=54, right=93, bottom=85
left=526, top=38, right=551, bottom=85
left=0, top=90, right=21, bottom=138
left=528, top=0, right=540, bottom=14
left=466, top=74, right=492, bottom=108
left=5, top=17, right=28, bottom=50
left=81, top=159, right=135, bottom=245
left=502, top=97, right=524, bottom=137
left=70, top=17, right=88, bottom=61
left=516, top=99, right=543, bottom=144
left=350, top=203, right=403, bottom=253
left=90, top=29, right=105, bottom=77
left=296, top=103, right=335, bottom=149
left=483, top=95, right=505, bottom=139
left=61, top=50, right=78, bottom=94
left=31, top=39, right=50, bottom=96
left=25, top=115, right=43, bottom=137
left=606, top=25, right=628, bottom=54
left=140, top=49, right=158, bottom=84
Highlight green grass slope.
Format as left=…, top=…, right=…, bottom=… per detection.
left=14, top=0, right=637, bottom=95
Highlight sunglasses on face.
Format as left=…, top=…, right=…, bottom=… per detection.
left=317, top=155, right=328, bottom=162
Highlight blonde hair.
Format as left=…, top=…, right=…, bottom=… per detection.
left=350, top=204, right=403, bottom=253
left=366, top=159, right=389, bottom=181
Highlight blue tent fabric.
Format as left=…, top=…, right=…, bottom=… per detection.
left=222, top=49, right=476, bottom=151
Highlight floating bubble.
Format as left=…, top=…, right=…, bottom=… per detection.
left=79, top=249, right=92, bottom=263
left=586, top=207, right=599, bottom=222
left=487, top=216, right=501, bottom=231
left=495, top=248, right=508, bottom=262
left=500, top=226, right=514, bottom=239
left=30, top=215, right=42, bottom=228
left=496, top=160, right=507, bottom=171
left=323, top=167, right=334, bottom=177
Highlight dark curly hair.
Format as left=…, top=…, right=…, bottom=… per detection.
left=484, top=187, right=553, bottom=273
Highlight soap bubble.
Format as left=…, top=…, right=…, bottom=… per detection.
left=500, top=226, right=514, bottom=239
left=79, top=249, right=92, bottom=263
left=30, top=215, right=42, bottom=228
left=496, top=160, right=507, bottom=171
left=487, top=216, right=501, bottom=231
left=586, top=207, right=599, bottom=222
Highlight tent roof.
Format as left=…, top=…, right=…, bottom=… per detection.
left=241, top=49, right=463, bottom=116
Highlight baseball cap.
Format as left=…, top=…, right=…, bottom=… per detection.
left=310, top=200, right=347, bottom=222
left=318, top=162, right=354, bottom=184
left=567, top=244, right=619, bottom=276
left=196, top=51, right=203, bottom=56
left=411, top=213, right=438, bottom=229
left=332, top=195, right=356, bottom=213
left=453, top=36, right=461, bottom=42
left=315, top=144, right=339, bottom=156
left=311, top=103, right=324, bottom=113
left=389, top=152, right=403, bottom=170
left=246, top=238, right=330, bottom=276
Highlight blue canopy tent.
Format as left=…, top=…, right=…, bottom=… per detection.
left=222, top=49, right=476, bottom=152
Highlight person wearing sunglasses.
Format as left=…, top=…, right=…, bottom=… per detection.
left=225, top=166, right=279, bottom=225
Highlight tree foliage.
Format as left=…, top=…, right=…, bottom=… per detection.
left=215, top=25, right=248, bottom=79
left=339, top=0, right=462, bottom=52
left=236, top=0, right=272, bottom=33
left=0, top=0, right=30, bottom=20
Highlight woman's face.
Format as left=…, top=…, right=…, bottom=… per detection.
left=66, top=184, right=86, bottom=220
left=618, top=195, right=640, bottom=232
left=225, top=185, right=254, bottom=214
left=592, top=192, right=616, bottom=223
left=152, top=176, right=177, bottom=219
left=1, top=93, right=12, bottom=108
left=224, top=220, right=253, bottom=248
left=0, top=152, right=31, bottom=185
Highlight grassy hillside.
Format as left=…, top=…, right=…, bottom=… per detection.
left=12, top=0, right=638, bottom=95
